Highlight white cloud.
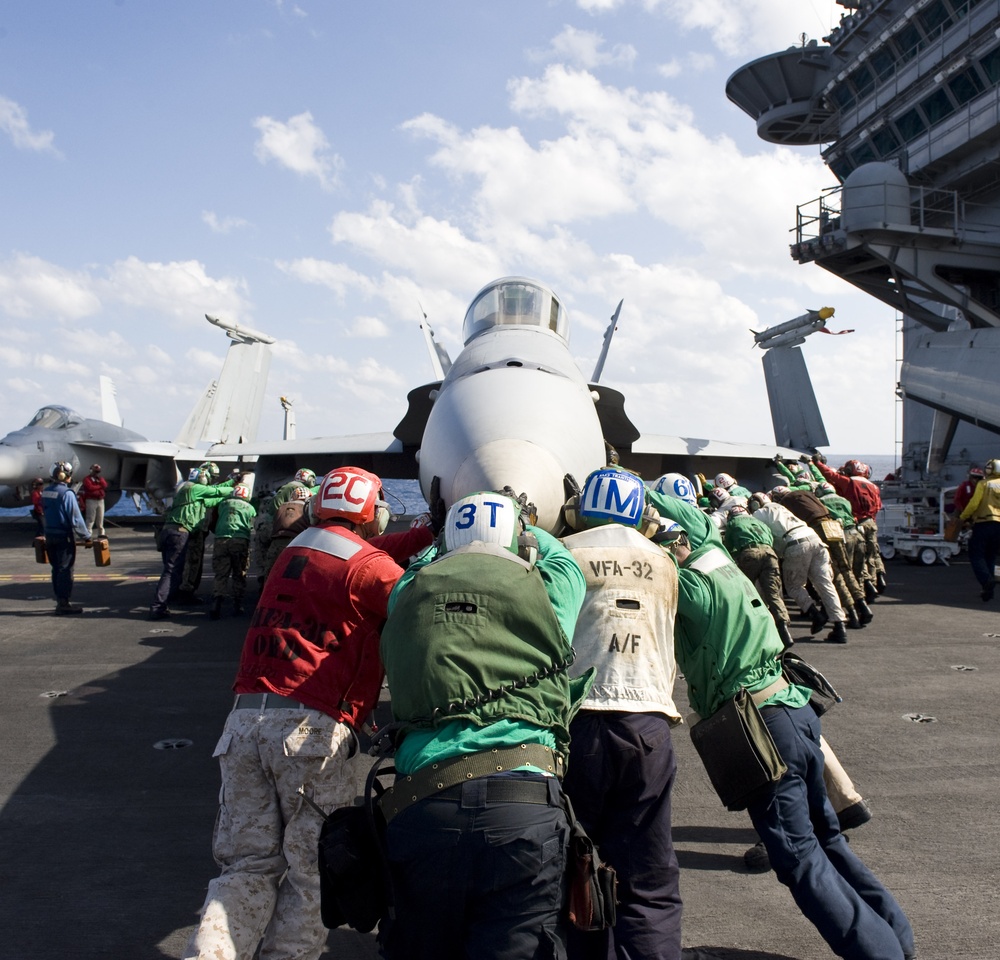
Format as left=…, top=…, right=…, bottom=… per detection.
left=0, top=96, right=61, bottom=155
left=347, top=315, right=390, bottom=338
left=530, top=26, right=637, bottom=69
left=202, top=210, right=250, bottom=234
left=0, top=255, right=101, bottom=319
left=253, top=111, right=343, bottom=190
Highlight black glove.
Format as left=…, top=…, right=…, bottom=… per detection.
left=498, top=486, right=537, bottom=528
left=428, top=476, right=447, bottom=534
left=772, top=454, right=783, bottom=465
left=814, top=452, right=827, bottom=465
left=799, top=454, right=813, bottom=464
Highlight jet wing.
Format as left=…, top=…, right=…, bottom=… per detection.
left=206, top=432, right=418, bottom=482
left=72, top=439, right=183, bottom=457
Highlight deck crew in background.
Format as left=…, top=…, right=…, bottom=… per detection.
left=816, top=482, right=868, bottom=610
left=721, top=503, right=795, bottom=649
left=176, top=460, right=225, bottom=605
left=812, top=455, right=886, bottom=598
left=959, top=458, right=1000, bottom=602
left=644, top=489, right=915, bottom=960
left=747, top=492, right=849, bottom=644
left=209, top=484, right=257, bottom=620
left=953, top=465, right=984, bottom=517
left=378, top=491, right=589, bottom=960
left=561, top=468, right=683, bottom=960
left=253, top=468, right=318, bottom=587
left=261, top=486, right=313, bottom=582
left=773, top=455, right=817, bottom=491
left=183, top=467, right=433, bottom=960
left=772, top=486, right=873, bottom=630
left=149, top=467, right=235, bottom=621
left=41, top=460, right=90, bottom=615
left=710, top=471, right=753, bottom=499
left=30, top=477, right=45, bottom=536
left=78, top=463, right=108, bottom=539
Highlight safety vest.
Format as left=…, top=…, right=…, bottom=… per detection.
left=381, top=546, right=577, bottom=749
left=563, top=525, right=680, bottom=720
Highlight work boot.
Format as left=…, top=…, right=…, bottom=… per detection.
left=876, top=570, right=887, bottom=594
left=825, top=621, right=849, bottom=644
left=55, top=598, right=83, bottom=615
left=209, top=597, right=223, bottom=621
left=856, top=599, right=874, bottom=625
left=808, top=604, right=828, bottom=634
left=864, top=580, right=878, bottom=604
left=837, top=798, right=873, bottom=832
left=776, top=620, right=795, bottom=650
left=846, top=606, right=862, bottom=630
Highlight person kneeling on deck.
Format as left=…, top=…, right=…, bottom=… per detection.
left=561, top=467, right=684, bottom=960
left=645, top=486, right=915, bottom=960
left=378, top=491, right=591, bottom=960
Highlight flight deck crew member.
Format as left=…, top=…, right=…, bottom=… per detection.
left=959, top=458, right=1000, bottom=602
left=209, top=484, right=257, bottom=619
left=561, top=468, right=683, bottom=960
left=30, top=477, right=45, bottom=536
left=378, top=491, right=590, bottom=960
left=646, top=489, right=915, bottom=960
left=78, top=463, right=108, bottom=539
left=183, top=467, right=433, bottom=960
left=41, top=460, right=90, bottom=615
left=149, top=468, right=235, bottom=621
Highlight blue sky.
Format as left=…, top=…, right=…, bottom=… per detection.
left=0, top=0, right=898, bottom=458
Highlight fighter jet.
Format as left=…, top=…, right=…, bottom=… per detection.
left=208, top=277, right=806, bottom=531
left=0, top=315, right=277, bottom=511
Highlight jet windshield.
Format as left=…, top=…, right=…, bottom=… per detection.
left=26, top=406, right=82, bottom=429
left=462, top=278, right=568, bottom=345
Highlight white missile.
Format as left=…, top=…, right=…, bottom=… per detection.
left=752, top=306, right=835, bottom=349
left=205, top=314, right=277, bottom=345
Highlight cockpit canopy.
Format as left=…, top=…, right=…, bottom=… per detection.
left=26, top=406, right=83, bottom=430
left=462, top=277, right=569, bottom=345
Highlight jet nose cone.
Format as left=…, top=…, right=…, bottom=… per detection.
left=453, top=439, right=566, bottom=533
left=0, top=448, right=28, bottom=486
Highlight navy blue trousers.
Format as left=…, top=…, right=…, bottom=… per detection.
left=382, top=773, right=569, bottom=960
left=563, top=711, right=682, bottom=960
left=968, top=521, right=1000, bottom=591
left=749, top=704, right=914, bottom=960
left=151, top=525, right=189, bottom=615
left=46, top=533, right=76, bottom=601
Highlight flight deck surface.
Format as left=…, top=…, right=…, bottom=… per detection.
left=0, top=517, right=997, bottom=959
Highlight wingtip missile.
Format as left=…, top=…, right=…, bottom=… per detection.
left=205, top=314, right=277, bottom=345
left=752, top=307, right=836, bottom=349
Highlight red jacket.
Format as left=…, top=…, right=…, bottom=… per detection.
left=815, top=462, right=881, bottom=522
left=953, top=479, right=979, bottom=515
left=233, top=522, right=433, bottom=726
left=79, top=475, right=108, bottom=501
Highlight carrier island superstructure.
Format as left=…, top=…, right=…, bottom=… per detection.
left=726, top=0, right=1000, bottom=484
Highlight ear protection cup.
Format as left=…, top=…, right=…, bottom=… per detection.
left=362, top=501, right=391, bottom=538
left=637, top=503, right=661, bottom=539
left=517, top=531, right=539, bottom=568
left=561, top=494, right=583, bottom=532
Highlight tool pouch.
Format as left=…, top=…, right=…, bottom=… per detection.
left=564, top=795, right=618, bottom=932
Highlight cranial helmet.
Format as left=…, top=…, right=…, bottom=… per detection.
left=815, top=482, right=835, bottom=498
left=652, top=519, right=689, bottom=549
left=652, top=472, right=697, bottom=505
left=747, top=491, right=771, bottom=513
left=790, top=462, right=810, bottom=478
left=770, top=485, right=791, bottom=499
left=294, top=468, right=317, bottom=486
left=200, top=461, right=221, bottom=478
left=90, top=463, right=102, bottom=474
left=727, top=504, right=749, bottom=518
left=51, top=461, right=74, bottom=482
left=714, top=472, right=736, bottom=490
left=188, top=467, right=210, bottom=484
left=708, top=487, right=730, bottom=508
left=842, top=459, right=865, bottom=477
left=968, top=466, right=985, bottom=479
left=231, top=485, right=251, bottom=500
left=986, top=459, right=1000, bottom=477
left=564, top=467, right=660, bottom=537
left=312, top=466, right=389, bottom=537
left=441, top=492, right=522, bottom=554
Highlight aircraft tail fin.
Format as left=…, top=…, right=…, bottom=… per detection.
left=99, top=376, right=123, bottom=426
left=761, top=346, right=829, bottom=450
left=172, top=316, right=275, bottom=449
left=419, top=304, right=452, bottom=381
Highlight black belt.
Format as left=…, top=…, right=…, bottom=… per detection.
left=233, top=692, right=310, bottom=710
left=434, top=776, right=553, bottom=806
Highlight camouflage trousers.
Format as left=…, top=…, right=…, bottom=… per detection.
left=782, top=537, right=845, bottom=622
left=183, top=706, right=369, bottom=960
left=735, top=544, right=790, bottom=624
left=212, top=537, right=251, bottom=602
left=858, top=518, right=885, bottom=585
